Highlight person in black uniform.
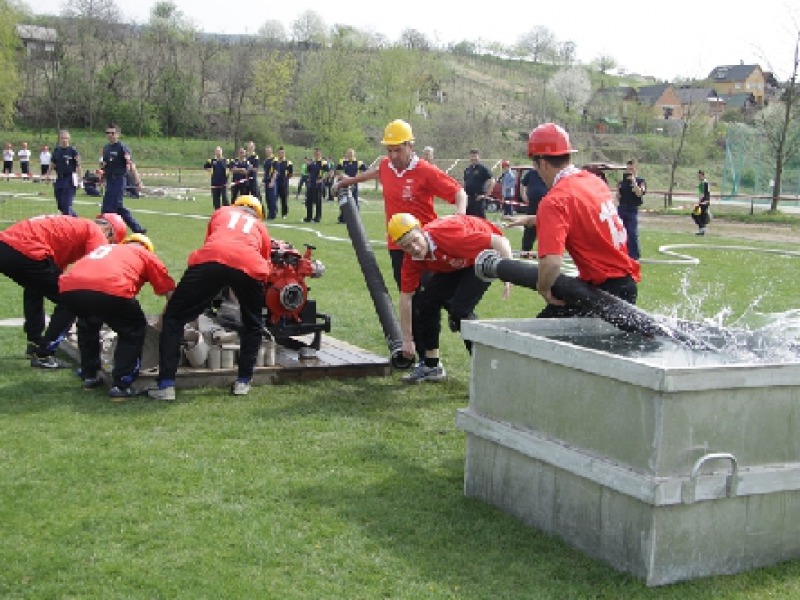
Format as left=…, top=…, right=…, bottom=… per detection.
left=204, top=146, right=230, bottom=210
left=229, top=147, right=251, bottom=204
left=303, top=148, right=329, bottom=223
left=48, top=130, right=82, bottom=216
left=100, top=123, right=146, bottom=234
left=271, top=146, right=294, bottom=219
left=517, top=166, right=548, bottom=255
left=334, top=148, right=368, bottom=223
left=262, top=145, right=278, bottom=220
left=462, top=148, right=494, bottom=219
left=616, top=159, right=646, bottom=259
left=693, top=169, right=711, bottom=236
left=245, top=140, right=261, bottom=201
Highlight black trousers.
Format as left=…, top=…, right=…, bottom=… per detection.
left=158, top=262, right=264, bottom=383
left=537, top=275, right=638, bottom=319
left=413, top=268, right=491, bottom=355
left=466, top=194, right=486, bottom=219
left=0, top=241, right=75, bottom=354
left=60, top=290, right=146, bottom=387
left=211, top=186, right=228, bottom=210
left=305, top=185, right=322, bottom=221
left=277, top=179, right=289, bottom=217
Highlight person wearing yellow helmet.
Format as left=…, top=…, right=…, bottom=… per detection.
left=58, top=228, right=175, bottom=399
left=389, top=213, right=513, bottom=383
left=0, top=214, right=121, bottom=368
left=333, top=118, right=467, bottom=288
left=148, top=198, right=272, bottom=401
left=233, top=194, right=264, bottom=220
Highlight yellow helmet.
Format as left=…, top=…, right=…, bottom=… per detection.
left=387, top=213, right=420, bottom=243
left=233, top=195, right=264, bottom=220
left=381, top=119, right=414, bottom=145
left=122, top=233, right=154, bottom=253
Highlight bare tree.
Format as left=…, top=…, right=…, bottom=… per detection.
left=665, top=100, right=710, bottom=207
left=399, top=28, right=431, bottom=51
left=291, top=10, right=327, bottom=47
left=761, top=32, right=800, bottom=211
left=257, top=19, right=287, bottom=44
left=515, top=26, right=555, bottom=64
left=594, top=54, right=618, bottom=74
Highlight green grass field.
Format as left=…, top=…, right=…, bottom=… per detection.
left=3, top=181, right=800, bottom=598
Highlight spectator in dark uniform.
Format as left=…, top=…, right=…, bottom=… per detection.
left=295, top=157, right=309, bottom=199
left=334, top=148, right=368, bottom=223
left=100, top=123, right=147, bottom=234
left=48, top=130, right=82, bottom=216
left=304, top=148, right=329, bottom=223
left=262, top=145, right=278, bottom=220
left=83, top=169, right=102, bottom=197
left=246, top=140, right=261, bottom=200
left=462, top=148, right=494, bottom=218
left=204, top=146, right=230, bottom=210
left=272, top=146, right=294, bottom=219
left=616, top=159, right=646, bottom=259
left=512, top=166, right=548, bottom=255
left=229, top=147, right=251, bottom=204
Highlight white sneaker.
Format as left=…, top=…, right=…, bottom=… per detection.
left=401, top=361, right=447, bottom=384
left=232, top=381, right=251, bottom=396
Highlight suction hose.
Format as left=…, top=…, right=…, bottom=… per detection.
left=338, top=188, right=413, bottom=369
left=474, top=250, right=716, bottom=350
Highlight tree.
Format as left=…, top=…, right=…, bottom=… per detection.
left=291, top=10, right=327, bottom=47
left=398, top=28, right=431, bottom=51
left=548, top=66, right=591, bottom=115
left=665, top=100, right=711, bottom=207
left=0, top=1, right=22, bottom=127
left=293, top=46, right=364, bottom=150
left=554, top=41, right=577, bottom=67
left=257, top=19, right=287, bottom=44
left=761, top=33, right=800, bottom=211
left=594, top=54, right=617, bottom=74
left=515, top=26, right=555, bottom=64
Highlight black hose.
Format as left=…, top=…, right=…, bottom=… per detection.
left=474, top=250, right=716, bottom=350
left=339, top=188, right=413, bottom=369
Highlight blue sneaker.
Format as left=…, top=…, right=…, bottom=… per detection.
left=401, top=361, right=447, bottom=384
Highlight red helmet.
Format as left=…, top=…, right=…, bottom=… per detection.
left=96, top=213, right=127, bottom=243
left=527, top=123, right=577, bottom=157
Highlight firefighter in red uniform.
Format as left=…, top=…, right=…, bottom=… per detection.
left=527, top=123, right=640, bottom=317
left=388, top=213, right=513, bottom=384
left=334, top=119, right=468, bottom=288
left=148, top=196, right=272, bottom=401
left=58, top=234, right=175, bottom=399
left=0, top=213, right=128, bottom=367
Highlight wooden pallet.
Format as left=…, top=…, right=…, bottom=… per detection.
left=60, top=333, right=391, bottom=389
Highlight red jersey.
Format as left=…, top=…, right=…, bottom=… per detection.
left=399, top=215, right=503, bottom=293
left=378, top=156, right=462, bottom=250
left=60, top=243, right=175, bottom=299
left=0, top=215, right=107, bottom=270
left=537, top=170, right=640, bottom=285
left=187, top=205, right=272, bottom=281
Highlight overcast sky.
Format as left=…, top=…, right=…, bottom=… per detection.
left=26, top=0, right=800, bottom=81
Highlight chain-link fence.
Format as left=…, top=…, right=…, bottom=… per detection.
left=722, top=123, right=800, bottom=208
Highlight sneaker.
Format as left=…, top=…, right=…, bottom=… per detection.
left=147, top=386, right=176, bottom=401
left=108, top=386, right=141, bottom=401
left=401, top=361, right=447, bottom=384
left=232, top=380, right=251, bottom=396
left=696, top=230, right=705, bottom=236
left=30, top=355, right=66, bottom=369
left=83, top=377, right=103, bottom=390
left=25, top=341, right=39, bottom=357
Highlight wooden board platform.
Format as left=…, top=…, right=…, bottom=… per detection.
left=60, top=333, right=391, bottom=389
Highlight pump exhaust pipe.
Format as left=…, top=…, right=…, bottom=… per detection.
left=338, top=188, right=413, bottom=369
left=474, top=250, right=715, bottom=350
